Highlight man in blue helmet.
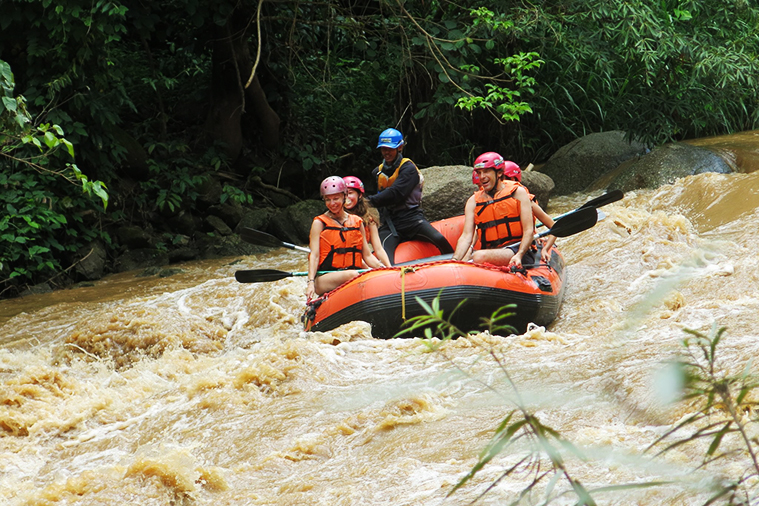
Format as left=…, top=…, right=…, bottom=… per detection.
left=366, top=128, right=454, bottom=264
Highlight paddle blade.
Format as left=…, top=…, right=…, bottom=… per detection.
left=542, top=206, right=598, bottom=238
left=235, top=269, right=295, bottom=283
left=578, top=189, right=624, bottom=210
left=239, top=228, right=310, bottom=253
left=240, top=228, right=286, bottom=248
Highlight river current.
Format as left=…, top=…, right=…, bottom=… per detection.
left=1, top=165, right=759, bottom=504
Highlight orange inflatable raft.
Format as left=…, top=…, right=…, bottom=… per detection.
left=302, top=215, right=567, bottom=339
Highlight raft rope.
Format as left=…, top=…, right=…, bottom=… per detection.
left=399, top=266, right=418, bottom=321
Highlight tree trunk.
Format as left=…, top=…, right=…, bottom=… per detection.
left=204, top=15, right=280, bottom=163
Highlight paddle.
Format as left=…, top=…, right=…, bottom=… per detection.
left=235, top=206, right=600, bottom=282
left=536, top=189, right=623, bottom=229
left=235, top=268, right=368, bottom=284
left=239, top=227, right=311, bottom=253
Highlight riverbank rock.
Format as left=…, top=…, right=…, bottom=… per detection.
left=538, top=131, right=648, bottom=195
left=74, top=241, right=108, bottom=280
left=420, top=165, right=556, bottom=221
left=117, top=225, right=153, bottom=249
left=595, top=142, right=733, bottom=192
left=196, top=234, right=266, bottom=259
left=269, top=200, right=324, bottom=245
left=114, top=249, right=169, bottom=273
left=235, top=208, right=274, bottom=235
left=418, top=165, right=473, bottom=222
left=521, top=171, right=554, bottom=209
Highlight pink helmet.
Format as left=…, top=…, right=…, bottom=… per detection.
left=343, top=176, right=365, bottom=194
left=473, top=152, right=505, bottom=171
left=502, top=161, right=522, bottom=182
left=320, top=176, right=346, bottom=196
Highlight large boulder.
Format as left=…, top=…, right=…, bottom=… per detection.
left=207, top=202, right=244, bottom=229
left=521, top=171, right=554, bottom=209
left=114, top=249, right=169, bottom=273
left=268, top=199, right=324, bottom=245
left=117, top=225, right=153, bottom=249
left=74, top=241, right=108, bottom=280
left=418, top=165, right=473, bottom=221
left=195, top=234, right=267, bottom=259
left=234, top=207, right=274, bottom=235
left=420, top=165, right=556, bottom=221
left=600, top=142, right=733, bottom=192
left=538, top=131, right=648, bottom=195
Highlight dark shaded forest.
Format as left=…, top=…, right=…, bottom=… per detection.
left=2, top=0, right=759, bottom=295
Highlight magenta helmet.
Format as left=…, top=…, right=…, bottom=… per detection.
left=320, top=176, right=347, bottom=196
left=473, top=152, right=505, bottom=171
left=502, top=161, right=522, bottom=182
left=343, top=176, right=365, bottom=194
left=472, top=171, right=481, bottom=186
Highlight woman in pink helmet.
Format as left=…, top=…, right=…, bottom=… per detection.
left=307, top=176, right=383, bottom=299
left=343, top=176, right=391, bottom=267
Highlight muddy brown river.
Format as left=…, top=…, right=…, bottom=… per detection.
left=2, top=145, right=759, bottom=504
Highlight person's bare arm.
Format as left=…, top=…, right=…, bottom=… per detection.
left=510, top=187, right=535, bottom=268
left=452, top=196, right=477, bottom=261
left=361, top=223, right=383, bottom=269
left=367, top=220, right=391, bottom=266
left=307, top=218, right=324, bottom=299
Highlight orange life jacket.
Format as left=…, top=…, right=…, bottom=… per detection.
left=474, top=180, right=524, bottom=249
left=315, top=213, right=364, bottom=270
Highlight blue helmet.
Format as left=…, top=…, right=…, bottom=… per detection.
left=377, top=128, right=405, bottom=149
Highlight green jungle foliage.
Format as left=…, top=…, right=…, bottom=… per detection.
left=1, top=0, right=759, bottom=293
left=0, top=60, right=109, bottom=294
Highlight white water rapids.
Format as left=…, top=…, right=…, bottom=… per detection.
left=1, top=167, right=759, bottom=505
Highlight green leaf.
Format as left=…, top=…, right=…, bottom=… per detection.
left=2, top=96, right=16, bottom=113
left=707, top=422, right=731, bottom=456
left=43, top=130, right=58, bottom=149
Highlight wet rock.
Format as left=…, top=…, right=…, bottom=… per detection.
left=234, top=208, right=274, bottom=235
left=196, top=234, right=267, bottom=259
left=168, top=246, right=199, bottom=263
left=269, top=200, right=324, bottom=245
left=167, top=211, right=200, bottom=236
left=602, top=142, right=733, bottom=192
left=136, top=266, right=162, bottom=277
left=159, top=268, right=185, bottom=277
left=114, top=249, right=169, bottom=273
left=208, top=202, right=244, bottom=229
left=197, top=177, right=223, bottom=208
left=521, top=171, right=554, bottom=209
left=538, top=131, right=648, bottom=195
left=74, top=241, right=108, bottom=280
left=136, top=266, right=186, bottom=278
left=20, top=282, right=53, bottom=297
left=205, top=215, right=233, bottom=236
left=418, top=165, right=473, bottom=222
left=117, top=225, right=153, bottom=249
